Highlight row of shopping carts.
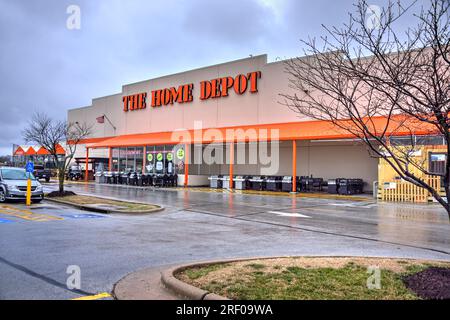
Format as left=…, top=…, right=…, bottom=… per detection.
left=94, top=171, right=178, bottom=187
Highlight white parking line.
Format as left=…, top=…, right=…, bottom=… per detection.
left=327, top=202, right=377, bottom=208
left=268, top=211, right=311, bottom=218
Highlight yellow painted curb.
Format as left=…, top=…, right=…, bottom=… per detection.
left=72, top=292, right=111, bottom=300
left=174, top=187, right=369, bottom=201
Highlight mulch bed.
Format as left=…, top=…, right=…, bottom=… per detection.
left=403, top=267, right=450, bottom=300
left=46, top=191, right=76, bottom=198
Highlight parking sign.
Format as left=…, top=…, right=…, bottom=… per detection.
left=26, top=161, right=34, bottom=173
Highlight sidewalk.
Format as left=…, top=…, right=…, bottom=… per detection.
left=113, top=266, right=181, bottom=300
left=59, top=181, right=373, bottom=202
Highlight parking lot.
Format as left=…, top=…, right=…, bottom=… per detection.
left=0, top=182, right=449, bottom=299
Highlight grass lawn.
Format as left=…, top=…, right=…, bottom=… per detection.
left=177, top=257, right=450, bottom=300
left=47, top=194, right=160, bottom=212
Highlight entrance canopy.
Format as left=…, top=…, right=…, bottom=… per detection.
left=86, top=117, right=438, bottom=149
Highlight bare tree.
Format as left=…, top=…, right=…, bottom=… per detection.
left=281, top=0, right=450, bottom=217
left=22, top=112, right=91, bottom=195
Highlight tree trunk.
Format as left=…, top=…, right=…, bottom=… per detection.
left=58, top=167, right=65, bottom=194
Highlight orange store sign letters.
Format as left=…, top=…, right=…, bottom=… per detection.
left=122, top=71, right=261, bottom=112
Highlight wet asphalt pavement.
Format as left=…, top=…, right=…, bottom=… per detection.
left=0, top=182, right=449, bottom=299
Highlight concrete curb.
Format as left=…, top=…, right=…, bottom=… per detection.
left=44, top=197, right=164, bottom=214
left=159, top=257, right=301, bottom=300
left=161, top=267, right=211, bottom=300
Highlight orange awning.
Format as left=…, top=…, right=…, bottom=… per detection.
left=86, top=117, right=439, bottom=149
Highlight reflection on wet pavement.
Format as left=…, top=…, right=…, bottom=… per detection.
left=58, top=182, right=450, bottom=255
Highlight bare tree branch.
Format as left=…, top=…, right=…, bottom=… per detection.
left=22, top=112, right=91, bottom=194
left=281, top=0, right=450, bottom=218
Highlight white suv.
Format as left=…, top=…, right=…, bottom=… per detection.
left=0, top=167, right=44, bottom=203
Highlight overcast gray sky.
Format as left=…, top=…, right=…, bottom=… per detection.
left=0, top=0, right=424, bottom=156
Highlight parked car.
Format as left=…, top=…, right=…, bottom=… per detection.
left=0, top=167, right=44, bottom=203
left=33, top=164, right=52, bottom=182
left=66, top=165, right=84, bottom=181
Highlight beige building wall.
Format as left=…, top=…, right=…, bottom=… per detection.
left=68, top=54, right=303, bottom=139
left=189, top=141, right=377, bottom=191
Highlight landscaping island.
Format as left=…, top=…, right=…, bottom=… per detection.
left=176, top=257, right=450, bottom=300
left=45, top=192, right=163, bottom=214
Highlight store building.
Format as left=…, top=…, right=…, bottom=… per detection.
left=68, top=54, right=390, bottom=192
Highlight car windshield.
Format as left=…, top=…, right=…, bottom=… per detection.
left=1, top=169, right=35, bottom=180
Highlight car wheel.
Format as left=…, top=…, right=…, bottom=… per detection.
left=0, top=189, right=6, bottom=203
left=33, top=199, right=42, bottom=204
left=45, top=178, right=50, bottom=182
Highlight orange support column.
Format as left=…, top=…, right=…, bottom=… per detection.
left=184, top=144, right=189, bottom=187
left=108, top=147, right=112, bottom=171
left=292, top=140, right=297, bottom=193
left=229, top=141, right=234, bottom=189
left=142, top=146, right=146, bottom=174
left=85, top=147, right=89, bottom=182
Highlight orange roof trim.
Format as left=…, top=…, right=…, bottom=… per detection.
left=24, top=146, right=36, bottom=155
left=36, top=146, right=50, bottom=155
left=55, top=144, right=66, bottom=155
left=14, top=146, right=25, bottom=156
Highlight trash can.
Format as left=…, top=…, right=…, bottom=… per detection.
left=327, top=179, right=339, bottom=194
left=266, top=176, right=282, bottom=191
left=208, top=175, right=223, bottom=188
left=250, top=176, right=265, bottom=191
left=281, top=176, right=294, bottom=192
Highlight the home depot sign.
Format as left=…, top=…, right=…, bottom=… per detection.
left=122, top=71, right=261, bottom=112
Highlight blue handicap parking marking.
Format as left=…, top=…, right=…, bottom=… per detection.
left=61, top=213, right=106, bottom=219
left=0, top=218, right=14, bottom=224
